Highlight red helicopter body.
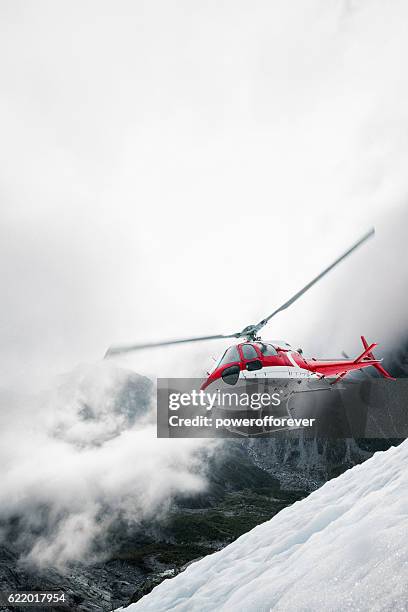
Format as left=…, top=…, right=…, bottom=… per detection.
left=201, top=336, right=394, bottom=390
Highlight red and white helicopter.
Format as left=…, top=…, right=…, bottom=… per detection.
left=106, top=228, right=394, bottom=390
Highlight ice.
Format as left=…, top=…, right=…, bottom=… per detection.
left=120, top=440, right=408, bottom=611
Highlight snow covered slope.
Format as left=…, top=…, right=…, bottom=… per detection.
left=121, top=440, right=408, bottom=612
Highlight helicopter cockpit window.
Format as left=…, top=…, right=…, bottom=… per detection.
left=241, top=344, right=258, bottom=360
left=255, top=342, right=278, bottom=357
left=219, top=346, right=240, bottom=367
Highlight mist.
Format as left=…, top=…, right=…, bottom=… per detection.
left=0, top=363, right=217, bottom=568
left=0, top=0, right=408, bottom=568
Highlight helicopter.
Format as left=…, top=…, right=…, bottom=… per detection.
left=105, top=227, right=394, bottom=390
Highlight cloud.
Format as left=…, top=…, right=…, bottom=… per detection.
left=0, top=363, right=217, bottom=569
left=0, top=0, right=408, bottom=388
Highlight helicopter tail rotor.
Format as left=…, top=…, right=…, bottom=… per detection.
left=359, top=336, right=395, bottom=380
left=331, top=336, right=395, bottom=384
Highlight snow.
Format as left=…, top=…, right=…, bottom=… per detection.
left=121, top=440, right=408, bottom=611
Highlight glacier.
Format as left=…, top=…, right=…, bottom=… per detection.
left=120, top=439, right=408, bottom=612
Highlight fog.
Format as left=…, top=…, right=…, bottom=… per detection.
left=0, top=0, right=408, bottom=568
left=0, top=363, right=217, bottom=568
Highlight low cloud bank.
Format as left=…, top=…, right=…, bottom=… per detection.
left=0, top=363, right=216, bottom=569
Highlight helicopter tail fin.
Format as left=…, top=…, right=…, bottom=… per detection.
left=330, top=336, right=395, bottom=385
left=359, top=336, right=395, bottom=380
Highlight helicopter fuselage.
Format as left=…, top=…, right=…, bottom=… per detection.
left=200, top=338, right=391, bottom=390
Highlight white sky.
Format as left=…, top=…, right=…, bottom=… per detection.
left=1, top=0, right=408, bottom=388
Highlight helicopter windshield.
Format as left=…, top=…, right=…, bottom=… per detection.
left=217, top=346, right=240, bottom=368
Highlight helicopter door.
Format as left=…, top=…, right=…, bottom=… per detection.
left=240, top=344, right=262, bottom=375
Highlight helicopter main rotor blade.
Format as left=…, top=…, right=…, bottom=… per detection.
left=105, top=332, right=240, bottom=358
left=250, top=227, right=375, bottom=336
left=106, top=228, right=375, bottom=357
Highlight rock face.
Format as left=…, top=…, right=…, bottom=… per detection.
left=0, top=545, right=141, bottom=611
left=245, top=437, right=371, bottom=490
